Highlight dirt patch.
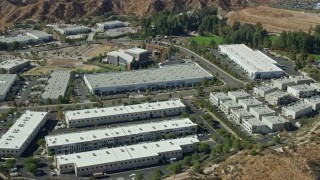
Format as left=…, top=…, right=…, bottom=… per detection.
left=228, top=6, right=320, bottom=33
left=84, top=44, right=121, bottom=57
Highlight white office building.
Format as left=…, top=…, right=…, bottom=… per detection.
left=0, top=111, right=48, bottom=157
left=310, top=82, right=320, bottom=91
left=41, top=71, right=71, bottom=101
left=238, top=98, right=263, bottom=111
left=282, top=103, right=313, bottom=119
left=84, top=64, right=213, bottom=95
left=230, top=108, right=254, bottom=124
left=209, top=92, right=231, bottom=106
left=0, top=74, right=17, bottom=100
left=265, top=91, right=291, bottom=106
left=272, top=78, right=296, bottom=90
left=55, top=136, right=199, bottom=176
left=249, top=105, right=275, bottom=120
left=218, top=44, right=283, bottom=79
left=97, top=21, right=124, bottom=29
left=287, top=84, right=316, bottom=98
left=304, top=96, right=320, bottom=110
left=64, top=99, right=186, bottom=128
left=227, top=91, right=250, bottom=103
left=0, top=31, right=52, bottom=45
left=261, top=116, right=286, bottom=131
left=219, top=100, right=241, bottom=114
left=56, top=26, right=90, bottom=35
left=45, top=118, right=197, bottom=155
left=289, top=75, right=313, bottom=85
left=253, top=85, right=276, bottom=98
left=242, top=117, right=270, bottom=134
left=0, top=59, right=30, bottom=74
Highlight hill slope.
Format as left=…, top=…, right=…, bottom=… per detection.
left=0, top=0, right=269, bottom=29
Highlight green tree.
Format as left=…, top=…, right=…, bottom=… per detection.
left=167, top=162, right=182, bottom=174
left=192, top=161, right=201, bottom=173
left=163, top=133, right=175, bottom=139
left=198, top=142, right=210, bottom=153
left=192, top=153, right=200, bottom=163
left=232, top=138, right=241, bottom=151
left=181, top=112, right=189, bottom=118
left=274, top=135, right=281, bottom=144
left=182, top=156, right=192, bottom=166
left=37, top=139, right=46, bottom=147
left=146, top=88, right=151, bottom=96
left=196, top=86, right=203, bottom=96
left=57, top=95, right=64, bottom=104
left=0, top=68, right=7, bottom=74
left=46, top=98, right=51, bottom=105
left=5, top=159, right=16, bottom=169
left=151, top=169, right=163, bottom=180
left=135, top=171, right=144, bottom=180
left=25, top=163, right=37, bottom=173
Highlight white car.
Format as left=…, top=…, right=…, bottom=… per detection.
left=129, top=173, right=136, bottom=177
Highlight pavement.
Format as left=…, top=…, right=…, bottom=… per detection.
left=17, top=76, right=39, bottom=105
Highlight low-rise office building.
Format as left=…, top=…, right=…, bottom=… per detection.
left=0, top=59, right=30, bottom=74
left=64, top=99, right=185, bottom=128
left=55, top=136, right=199, bottom=176
left=105, top=48, right=149, bottom=70
left=56, top=26, right=90, bottom=35
left=97, top=21, right=124, bottom=30
left=209, top=92, right=231, bottom=106
left=242, top=117, right=270, bottom=134
left=238, top=98, right=263, bottom=111
left=265, top=91, right=291, bottom=106
left=0, top=111, right=48, bottom=157
left=41, top=71, right=71, bottom=102
left=45, top=118, right=197, bottom=155
left=272, top=78, right=296, bottom=90
left=249, top=105, right=275, bottom=120
left=227, top=91, right=250, bottom=103
left=0, top=74, right=17, bottom=100
left=218, top=44, right=283, bottom=79
left=290, top=75, right=313, bottom=85
left=219, top=100, right=241, bottom=114
left=287, top=84, right=316, bottom=98
left=261, top=116, right=286, bottom=131
left=0, top=30, right=52, bottom=45
left=282, top=103, right=313, bottom=119
left=310, top=82, right=320, bottom=91
left=304, top=96, right=320, bottom=110
left=84, top=64, right=213, bottom=95
left=253, top=85, right=276, bottom=98
left=230, top=108, right=254, bottom=124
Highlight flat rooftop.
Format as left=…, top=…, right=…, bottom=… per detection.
left=0, top=74, right=17, bottom=96
left=210, top=92, right=230, bottom=100
left=250, top=105, right=275, bottom=114
left=0, top=59, right=29, bottom=70
left=262, top=116, right=286, bottom=125
left=125, top=48, right=149, bottom=55
left=219, top=44, right=282, bottom=73
left=57, top=26, right=89, bottom=31
left=273, top=78, right=295, bottom=84
left=84, top=64, right=213, bottom=89
left=254, top=85, right=275, bottom=92
left=244, top=117, right=267, bottom=126
left=288, top=84, right=315, bottom=92
left=107, top=50, right=133, bottom=63
left=290, top=75, right=313, bottom=82
left=46, top=118, right=195, bottom=147
left=238, top=98, right=263, bottom=106
left=231, top=108, right=253, bottom=117
left=65, top=99, right=185, bottom=121
left=283, top=103, right=312, bottom=111
left=56, top=136, right=199, bottom=167
left=228, top=91, right=250, bottom=98
left=310, top=82, right=320, bottom=88
left=41, top=71, right=71, bottom=100
left=26, top=30, right=52, bottom=39
left=220, top=100, right=241, bottom=108
left=0, top=111, right=47, bottom=150
left=97, top=20, right=123, bottom=26
left=304, top=96, right=320, bottom=104
left=266, top=91, right=289, bottom=98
